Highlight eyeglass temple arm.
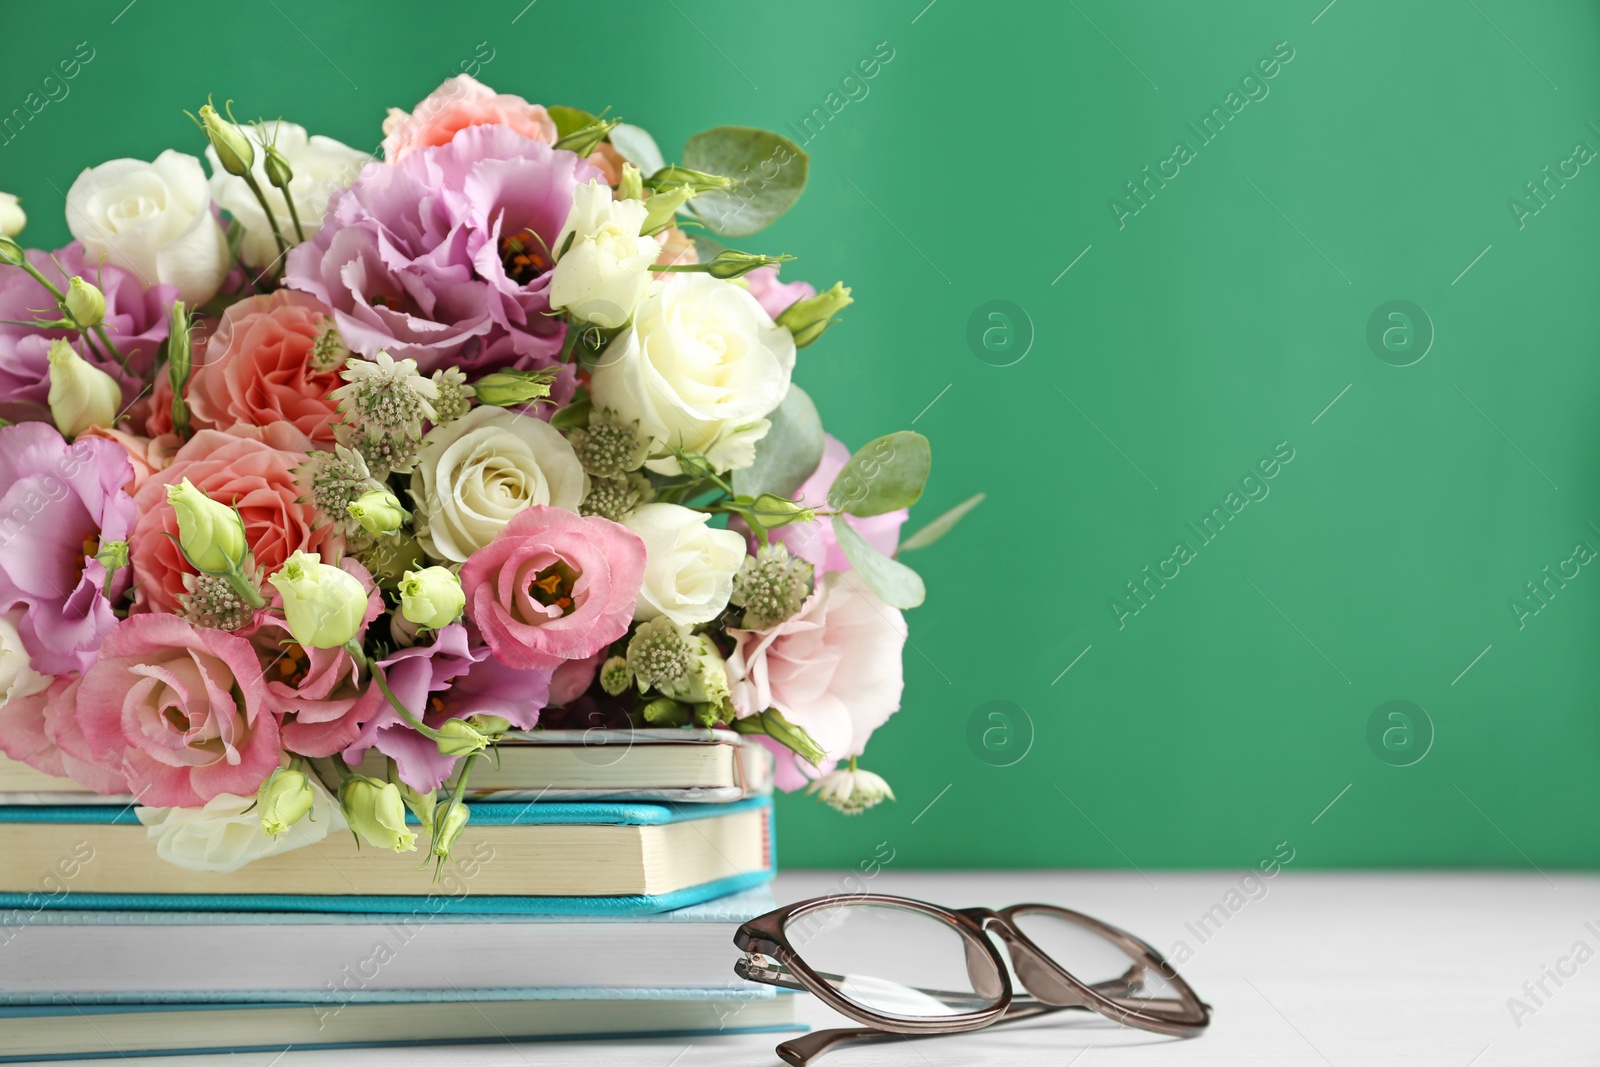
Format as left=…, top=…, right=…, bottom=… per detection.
left=737, top=955, right=997, bottom=1008
left=774, top=999, right=1070, bottom=1067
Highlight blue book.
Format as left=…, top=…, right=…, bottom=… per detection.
left=0, top=797, right=772, bottom=915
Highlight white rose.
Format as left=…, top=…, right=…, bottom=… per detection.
left=412, top=405, right=589, bottom=562
left=589, top=274, right=796, bottom=475
left=549, top=179, right=661, bottom=329
left=136, top=778, right=344, bottom=874
left=0, top=611, right=49, bottom=707
left=65, top=150, right=228, bottom=304
left=623, top=503, right=748, bottom=625
left=0, top=192, right=25, bottom=238
left=207, top=121, right=369, bottom=269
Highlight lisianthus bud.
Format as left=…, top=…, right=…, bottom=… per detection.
left=599, top=655, right=634, bottom=696
left=646, top=165, right=734, bottom=194
left=398, top=566, right=464, bottom=629
left=0, top=193, right=24, bottom=238
left=434, top=717, right=490, bottom=758
left=47, top=339, right=120, bottom=438
left=748, top=493, right=815, bottom=528
left=617, top=162, right=645, bottom=202
left=776, top=281, right=853, bottom=348
left=95, top=539, right=130, bottom=574
left=267, top=550, right=369, bottom=649
left=339, top=775, right=417, bottom=853
left=0, top=235, right=23, bottom=266
left=166, top=477, right=249, bottom=576
left=197, top=103, right=255, bottom=177
left=699, top=250, right=793, bottom=281
left=432, top=802, right=470, bottom=858
left=471, top=368, right=556, bottom=408
left=64, top=276, right=106, bottom=328
left=467, top=714, right=512, bottom=736
left=642, top=697, right=689, bottom=725
left=346, top=488, right=409, bottom=537
left=389, top=764, right=437, bottom=834
left=640, top=184, right=695, bottom=236
left=263, top=143, right=294, bottom=190
left=257, top=766, right=315, bottom=837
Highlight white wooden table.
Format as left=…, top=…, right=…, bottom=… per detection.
left=41, top=870, right=1600, bottom=1066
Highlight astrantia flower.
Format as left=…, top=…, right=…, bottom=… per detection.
left=627, top=616, right=694, bottom=691
left=430, top=367, right=474, bottom=426
left=580, top=472, right=652, bottom=524
left=731, top=542, right=813, bottom=631
left=568, top=408, right=650, bottom=479
left=332, top=352, right=439, bottom=439
left=296, top=445, right=383, bottom=540
left=807, top=763, right=894, bottom=815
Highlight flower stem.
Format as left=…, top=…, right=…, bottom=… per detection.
left=240, top=171, right=292, bottom=266
left=371, top=662, right=447, bottom=743
left=225, top=567, right=268, bottom=610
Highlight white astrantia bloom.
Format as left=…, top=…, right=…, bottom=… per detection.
left=0, top=610, right=50, bottom=707
left=411, top=405, right=589, bottom=562
left=623, top=502, right=748, bottom=626
left=807, top=764, right=894, bottom=815
left=206, top=120, right=369, bottom=268
left=549, top=179, right=661, bottom=329
left=588, top=274, right=796, bottom=475
left=137, top=777, right=345, bottom=874
left=65, top=150, right=229, bottom=304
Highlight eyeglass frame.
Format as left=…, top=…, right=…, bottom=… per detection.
left=733, top=893, right=1211, bottom=1065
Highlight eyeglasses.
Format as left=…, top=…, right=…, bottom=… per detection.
left=734, top=894, right=1211, bottom=1065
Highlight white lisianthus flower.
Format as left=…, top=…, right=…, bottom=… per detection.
left=411, top=405, right=588, bottom=562
left=0, top=611, right=50, bottom=707
left=549, top=179, right=661, bottom=329
left=65, top=150, right=229, bottom=304
left=589, top=274, right=796, bottom=474
left=622, top=503, right=748, bottom=626
left=0, top=192, right=25, bottom=237
left=206, top=120, right=369, bottom=269
left=136, top=777, right=344, bottom=874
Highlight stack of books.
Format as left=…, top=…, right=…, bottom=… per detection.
left=0, top=729, right=795, bottom=1061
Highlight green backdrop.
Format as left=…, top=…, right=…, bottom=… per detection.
left=4, top=0, right=1596, bottom=871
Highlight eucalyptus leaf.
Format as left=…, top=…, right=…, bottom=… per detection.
left=609, top=123, right=665, bottom=176
left=682, top=126, right=809, bottom=237
left=826, top=431, right=931, bottom=517
left=732, top=385, right=824, bottom=500
left=548, top=105, right=598, bottom=141
left=833, top=517, right=926, bottom=610
left=897, top=493, right=986, bottom=554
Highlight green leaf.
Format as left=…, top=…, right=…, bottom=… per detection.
left=681, top=126, right=809, bottom=237
left=732, top=385, right=824, bottom=501
left=826, top=431, right=931, bottom=517
left=833, top=517, right=926, bottom=609
left=609, top=123, right=665, bottom=176
left=548, top=106, right=598, bottom=141
left=549, top=390, right=592, bottom=431
left=898, top=493, right=986, bottom=554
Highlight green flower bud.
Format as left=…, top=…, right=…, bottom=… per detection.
left=391, top=773, right=437, bottom=835
left=471, top=368, right=556, bottom=408
left=431, top=802, right=470, bottom=859
left=64, top=276, right=105, bottom=328
left=617, top=162, right=645, bottom=202
left=167, top=301, right=193, bottom=436
left=257, top=766, right=315, bottom=837
left=47, top=339, right=120, bottom=439
left=599, top=656, right=633, bottom=696
left=748, top=493, right=815, bottom=528
left=267, top=550, right=369, bottom=649
left=434, top=717, right=490, bottom=758
left=346, top=488, right=409, bottom=538
left=467, top=714, right=512, bottom=737
left=640, top=184, right=695, bottom=236
left=263, top=143, right=294, bottom=190
left=339, top=775, right=417, bottom=853
left=699, top=250, right=793, bottom=281
left=0, top=234, right=24, bottom=266
left=554, top=116, right=620, bottom=158
left=776, top=281, right=853, bottom=348
left=166, top=477, right=249, bottom=575
left=94, top=539, right=130, bottom=574
left=398, top=566, right=464, bottom=630
left=197, top=102, right=255, bottom=177
left=641, top=696, right=689, bottom=725
left=646, top=165, right=734, bottom=194
left=0, top=193, right=24, bottom=239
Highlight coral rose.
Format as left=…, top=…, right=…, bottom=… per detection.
left=382, top=75, right=556, bottom=162
left=73, top=614, right=279, bottom=806
left=461, top=506, right=646, bottom=671
left=130, top=426, right=338, bottom=614
left=187, top=290, right=343, bottom=446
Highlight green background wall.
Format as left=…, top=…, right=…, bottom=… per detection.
left=4, top=0, right=1596, bottom=870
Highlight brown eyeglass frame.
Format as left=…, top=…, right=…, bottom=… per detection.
left=734, top=894, right=1211, bottom=1066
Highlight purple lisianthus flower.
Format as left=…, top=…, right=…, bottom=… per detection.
left=343, top=622, right=552, bottom=791
left=285, top=124, right=594, bottom=396
left=0, top=423, right=136, bottom=675
left=0, top=243, right=174, bottom=425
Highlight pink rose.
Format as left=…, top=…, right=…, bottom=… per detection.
left=382, top=75, right=556, bottom=163
left=74, top=614, right=280, bottom=806
left=0, top=677, right=129, bottom=794
left=187, top=290, right=343, bottom=446
left=130, top=426, right=339, bottom=615
left=461, top=506, right=646, bottom=671
left=770, top=435, right=907, bottom=574
left=727, top=572, right=906, bottom=792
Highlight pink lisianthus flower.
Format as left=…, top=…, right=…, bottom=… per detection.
left=769, top=434, right=907, bottom=574
left=462, top=506, right=646, bottom=671
left=344, top=623, right=552, bottom=791
left=79, top=426, right=176, bottom=496
left=381, top=75, right=557, bottom=163
left=0, top=676, right=129, bottom=794
left=0, top=423, right=136, bottom=675
left=743, top=266, right=815, bottom=320
left=727, top=571, right=906, bottom=792
left=73, top=614, right=281, bottom=806
left=252, top=558, right=385, bottom=757
left=285, top=123, right=593, bottom=392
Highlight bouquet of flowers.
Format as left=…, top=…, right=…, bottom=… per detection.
left=0, top=77, right=975, bottom=876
